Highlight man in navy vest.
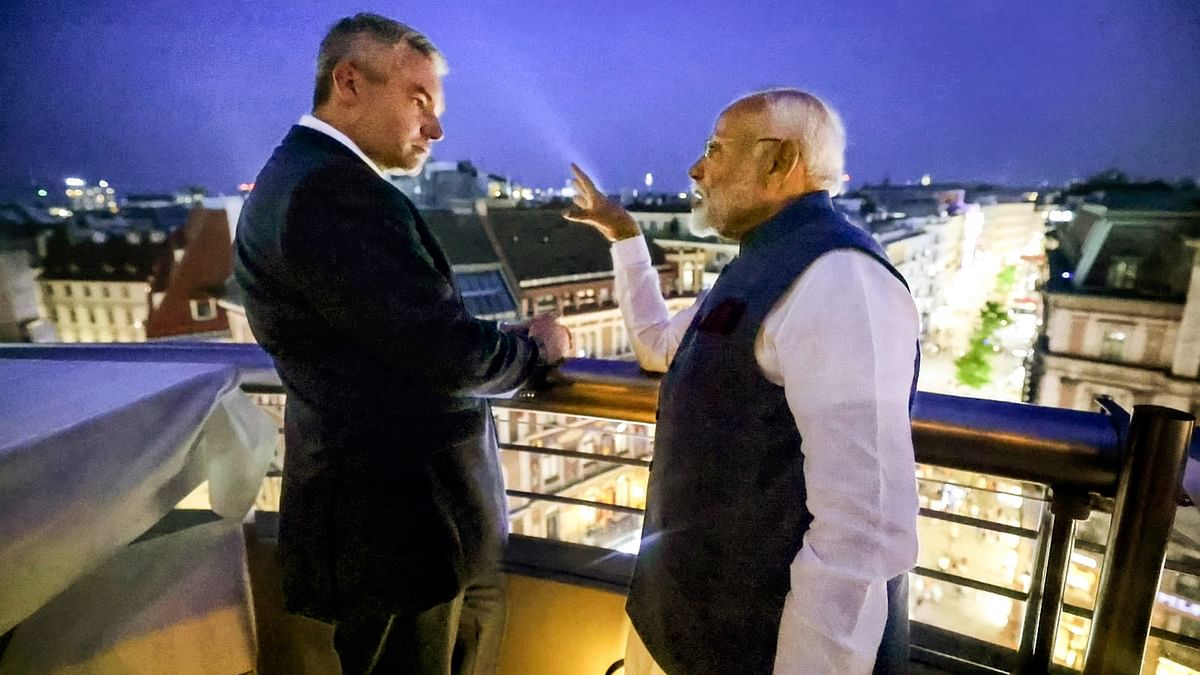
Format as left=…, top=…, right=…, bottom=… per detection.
left=234, top=14, right=571, bottom=674
left=565, top=89, right=920, bottom=674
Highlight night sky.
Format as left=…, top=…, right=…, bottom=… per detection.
left=1, top=0, right=1197, bottom=199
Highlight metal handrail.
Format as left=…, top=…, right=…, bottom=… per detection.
left=1, top=343, right=1193, bottom=673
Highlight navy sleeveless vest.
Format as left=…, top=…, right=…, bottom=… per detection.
left=626, top=191, right=918, bottom=674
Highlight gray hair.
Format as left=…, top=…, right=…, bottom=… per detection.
left=313, top=13, right=447, bottom=109
left=737, top=89, right=846, bottom=196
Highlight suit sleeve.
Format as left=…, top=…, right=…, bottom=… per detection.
left=279, top=166, right=538, bottom=398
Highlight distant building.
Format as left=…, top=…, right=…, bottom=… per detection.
left=1036, top=195, right=1200, bottom=413
left=37, top=207, right=235, bottom=342
left=0, top=204, right=70, bottom=341
left=871, top=220, right=939, bottom=334
left=389, top=160, right=488, bottom=211
left=63, top=178, right=119, bottom=213
left=978, top=202, right=1044, bottom=266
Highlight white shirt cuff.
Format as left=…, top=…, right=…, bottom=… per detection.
left=611, top=234, right=652, bottom=268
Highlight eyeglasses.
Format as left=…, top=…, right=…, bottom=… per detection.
left=702, top=137, right=783, bottom=160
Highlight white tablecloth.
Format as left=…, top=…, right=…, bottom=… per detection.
left=0, top=358, right=276, bottom=634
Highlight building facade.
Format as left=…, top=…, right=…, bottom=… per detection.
left=37, top=207, right=235, bottom=343
left=1036, top=196, right=1200, bottom=414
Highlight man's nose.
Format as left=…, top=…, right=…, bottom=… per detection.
left=425, top=115, right=444, bottom=142
left=688, top=158, right=704, bottom=182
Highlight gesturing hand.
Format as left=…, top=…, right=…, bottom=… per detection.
left=561, top=163, right=641, bottom=242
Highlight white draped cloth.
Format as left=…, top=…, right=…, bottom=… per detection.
left=0, top=358, right=276, bottom=635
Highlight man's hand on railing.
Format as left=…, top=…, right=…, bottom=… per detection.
left=524, top=313, right=573, bottom=365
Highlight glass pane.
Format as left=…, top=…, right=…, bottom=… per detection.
left=509, top=501, right=643, bottom=553
left=916, top=464, right=1049, bottom=501
left=1147, top=636, right=1200, bottom=674
left=1063, top=549, right=1102, bottom=611
left=916, top=474, right=1047, bottom=527
left=1054, top=613, right=1090, bottom=671
left=1155, top=568, right=1200, bottom=641
left=916, top=515, right=1036, bottom=594
left=1055, top=612, right=1200, bottom=673
left=909, top=573, right=1027, bottom=649
left=494, top=408, right=655, bottom=461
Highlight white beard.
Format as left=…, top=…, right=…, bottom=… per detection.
left=688, top=205, right=718, bottom=238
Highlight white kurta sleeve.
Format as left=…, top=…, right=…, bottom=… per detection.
left=611, top=235, right=701, bottom=372
left=755, top=250, right=921, bottom=674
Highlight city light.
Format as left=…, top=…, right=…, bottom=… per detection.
left=36, top=189, right=47, bottom=197
left=678, top=192, right=688, bottom=199
left=920, top=174, right=932, bottom=186
left=98, top=180, right=109, bottom=188
left=64, top=177, right=85, bottom=187
left=1047, top=209, right=1074, bottom=223
left=1061, top=272, right=1072, bottom=279
left=644, top=173, right=653, bottom=188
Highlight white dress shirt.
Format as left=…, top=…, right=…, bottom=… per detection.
left=297, top=114, right=387, bottom=179
left=613, top=235, right=920, bottom=674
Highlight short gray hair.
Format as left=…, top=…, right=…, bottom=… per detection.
left=738, top=89, right=846, bottom=196
left=313, top=13, right=447, bottom=109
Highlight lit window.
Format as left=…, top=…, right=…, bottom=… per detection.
left=540, top=455, right=560, bottom=484
left=1106, top=257, right=1140, bottom=291
left=1101, top=330, right=1127, bottom=362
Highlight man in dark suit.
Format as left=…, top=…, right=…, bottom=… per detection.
left=232, top=13, right=570, bottom=674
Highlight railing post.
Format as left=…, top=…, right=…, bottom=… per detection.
left=1083, top=405, right=1194, bottom=675
left=1015, top=491, right=1090, bottom=675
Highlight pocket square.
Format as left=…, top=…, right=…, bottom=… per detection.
left=696, top=298, right=747, bottom=335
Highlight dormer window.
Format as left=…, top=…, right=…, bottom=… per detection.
left=190, top=298, right=217, bottom=321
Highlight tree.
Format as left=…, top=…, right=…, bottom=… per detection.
left=954, top=268, right=1017, bottom=390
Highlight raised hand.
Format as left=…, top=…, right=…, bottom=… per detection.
left=561, top=163, right=641, bottom=242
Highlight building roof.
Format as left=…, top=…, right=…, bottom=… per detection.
left=1086, top=190, right=1200, bottom=212
left=40, top=226, right=172, bottom=282
left=421, top=210, right=503, bottom=266
left=1048, top=208, right=1200, bottom=301
left=425, top=206, right=666, bottom=284
left=145, top=209, right=233, bottom=338
left=483, top=208, right=666, bottom=283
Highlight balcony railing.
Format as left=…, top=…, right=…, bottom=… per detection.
left=2, top=342, right=1197, bottom=674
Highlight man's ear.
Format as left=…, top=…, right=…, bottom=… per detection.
left=769, top=139, right=801, bottom=183
left=329, top=61, right=362, bottom=104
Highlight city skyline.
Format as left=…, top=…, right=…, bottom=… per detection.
left=1, top=0, right=1198, bottom=199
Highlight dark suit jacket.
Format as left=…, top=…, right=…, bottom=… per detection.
left=233, top=125, right=539, bottom=621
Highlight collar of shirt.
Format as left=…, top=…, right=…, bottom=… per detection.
left=297, top=114, right=387, bottom=180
